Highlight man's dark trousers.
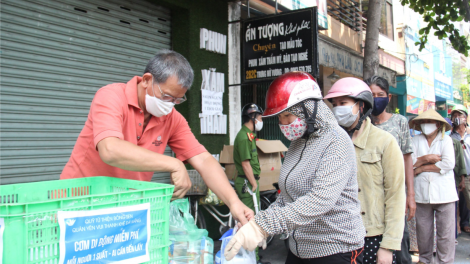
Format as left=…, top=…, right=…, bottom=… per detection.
left=395, top=217, right=412, bottom=264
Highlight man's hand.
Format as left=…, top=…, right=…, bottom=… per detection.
left=376, top=248, right=393, bottom=264
left=425, top=154, right=441, bottom=164
left=229, top=200, right=254, bottom=225
left=406, top=195, right=416, bottom=220
left=170, top=161, right=192, bottom=199
left=458, top=175, right=466, bottom=192
left=250, top=180, right=258, bottom=192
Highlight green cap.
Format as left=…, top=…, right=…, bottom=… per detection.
left=451, top=104, right=468, bottom=116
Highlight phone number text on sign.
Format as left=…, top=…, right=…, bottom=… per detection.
left=58, top=203, right=151, bottom=264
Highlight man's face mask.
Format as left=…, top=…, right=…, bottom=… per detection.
left=372, top=97, right=389, bottom=116
left=453, top=116, right=467, bottom=126
left=145, top=78, right=175, bottom=117
left=255, top=120, right=263, bottom=131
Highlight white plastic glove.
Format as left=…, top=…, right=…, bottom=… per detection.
left=224, top=220, right=268, bottom=261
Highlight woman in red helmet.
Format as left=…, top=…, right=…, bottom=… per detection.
left=225, top=72, right=366, bottom=264
left=324, top=77, right=406, bottom=264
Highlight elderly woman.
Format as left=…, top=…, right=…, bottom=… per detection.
left=225, top=72, right=366, bottom=264
left=324, top=78, right=405, bottom=264
left=409, top=109, right=458, bottom=264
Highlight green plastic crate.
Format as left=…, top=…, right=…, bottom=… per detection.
left=0, top=176, right=174, bottom=264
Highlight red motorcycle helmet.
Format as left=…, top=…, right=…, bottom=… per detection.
left=263, top=72, right=322, bottom=117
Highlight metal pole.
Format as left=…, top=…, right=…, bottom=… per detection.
left=275, top=0, right=278, bottom=14
left=248, top=0, right=250, bottom=18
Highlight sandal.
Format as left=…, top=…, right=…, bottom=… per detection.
left=463, top=226, right=470, bottom=233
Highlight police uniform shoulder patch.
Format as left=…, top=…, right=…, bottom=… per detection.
left=246, top=132, right=254, bottom=142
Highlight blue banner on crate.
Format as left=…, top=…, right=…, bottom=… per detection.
left=58, top=203, right=151, bottom=264
left=0, top=218, right=4, bottom=264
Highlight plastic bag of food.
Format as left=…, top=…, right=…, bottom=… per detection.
left=220, top=229, right=256, bottom=264
left=169, top=236, right=214, bottom=264
left=168, top=199, right=213, bottom=264
left=199, top=189, right=225, bottom=206
left=169, top=198, right=208, bottom=239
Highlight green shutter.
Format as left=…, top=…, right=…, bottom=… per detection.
left=0, top=0, right=172, bottom=184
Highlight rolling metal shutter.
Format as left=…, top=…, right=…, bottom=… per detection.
left=0, top=0, right=173, bottom=185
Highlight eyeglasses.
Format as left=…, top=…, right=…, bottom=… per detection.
left=461, top=140, right=467, bottom=150
left=151, top=82, right=187, bottom=105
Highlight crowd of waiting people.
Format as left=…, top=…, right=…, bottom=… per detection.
left=225, top=72, right=470, bottom=264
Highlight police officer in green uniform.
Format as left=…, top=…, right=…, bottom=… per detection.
left=233, top=103, right=269, bottom=264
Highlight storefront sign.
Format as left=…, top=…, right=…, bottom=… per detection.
left=319, top=39, right=363, bottom=77
left=200, top=28, right=227, bottom=54
left=0, top=218, right=4, bottom=264
left=434, top=80, right=453, bottom=100
left=277, top=0, right=328, bottom=29
left=58, top=203, right=151, bottom=264
left=406, top=95, right=435, bottom=115
left=242, top=7, right=318, bottom=83
left=406, top=75, right=435, bottom=102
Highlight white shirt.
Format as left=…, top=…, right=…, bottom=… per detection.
left=411, top=132, right=458, bottom=204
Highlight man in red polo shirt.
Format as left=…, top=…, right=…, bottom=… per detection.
left=61, top=50, right=253, bottom=224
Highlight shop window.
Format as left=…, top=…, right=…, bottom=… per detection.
left=435, top=101, right=446, bottom=111
left=381, top=0, right=394, bottom=39
left=362, top=0, right=394, bottom=40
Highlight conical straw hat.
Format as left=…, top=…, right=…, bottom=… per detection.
left=408, top=109, right=452, bottom=132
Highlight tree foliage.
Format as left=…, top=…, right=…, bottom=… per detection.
left=461, top=68, right=470, bottom=103
left=400, top=0, right=470, bottom=56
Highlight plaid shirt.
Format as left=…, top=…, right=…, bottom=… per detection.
left=255, top=101, right=365, bottom=258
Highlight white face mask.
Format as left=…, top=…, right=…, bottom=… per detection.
left=255, top=120, right=263, bottom=131
left=332, top=102, right=359, bottom=128
left=145, top=80, right=175, bottom=117
left=421, top=123, right=438, bottom=135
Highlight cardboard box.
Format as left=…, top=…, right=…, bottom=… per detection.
left=219, top=140, right=288, bottom=191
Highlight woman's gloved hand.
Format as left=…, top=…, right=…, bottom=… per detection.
left=224, top=220, right=268, bottom=261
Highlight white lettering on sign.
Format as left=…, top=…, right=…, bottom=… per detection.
left=200, top=114, right=227, bottom=134
left=201, top=68, right=224, bottom=92
left=200, top=28, right=227, bottom=54
left=246, top=22, right=284, bottom=42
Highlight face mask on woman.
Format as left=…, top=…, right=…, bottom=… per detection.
left=420, top=123, right=438, bottom=135
left=332, top=102, right=359, bottom=128
left=279, top=118, right=307, bottom=141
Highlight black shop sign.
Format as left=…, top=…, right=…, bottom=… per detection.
left=242, top=7, right=319, bottom=83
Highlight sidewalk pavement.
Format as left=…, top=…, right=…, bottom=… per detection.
left=214, top=233, right=470, bottom=264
